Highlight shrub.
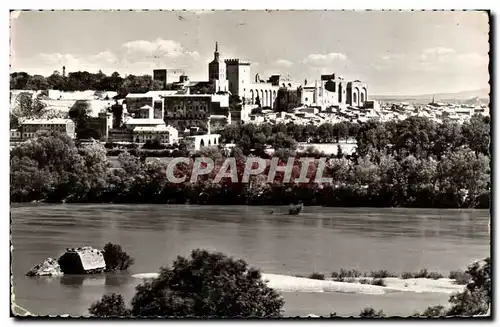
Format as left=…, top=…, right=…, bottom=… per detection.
left=89, top=293, right=130, bottom=317
left=129, top=249, right=284, bottom=317
left=419, top=305, right=447, bottom=317
left=359, top=307, right=386, bottom=318
left=414, top=269, right=429, bottom=278
left=427, top=272, right=443, bottom=280
left=401, top=272, right=414, bottom=279
left=102, top=243, right=135, bottom=272
left=104, top=142, right=117, bottom=149
left=332, top=269, right=362, bottom=279
left=371, top=278, right=386, bottom=287
left=449, top=270, right=471, bottom=285
left=358, top=278, right=370, bottom=285
left=410, top=268, right=444, bottom=279
left=447, top=258, right=490, bottom=316
left=409, top=258, right=491, bottom=318
left=308, top=272, right=325, bottom=280
left=369, top=270, right=396, bottom=278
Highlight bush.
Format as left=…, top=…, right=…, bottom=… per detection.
left=371, top=278, right=386, bottom=287
left=420, top=305, right=447, bottom=317
left=358, top=278, right=370, bottom=284
left=102, top=243, right=134, bottom=272
left=89, top=293, right=130, bottom=317
left=449, top=270, right=471, bottom=285
left=447, top=258, right=490, bottom=316
left=369, top=270, right=396, bottom=278
left=401, top=272, right=414, bottom=279
left=308, top=272, right=325, bottom=280
left=332, top=268, right=362, bottom=279
left=359, top=307, right=386, bottom=318
left=413, top=269, right=429, bottom=278
left=129, top=249, right=284, bottom=317
left=104, top=142, right=117, bottom=149
left=427, top=272, right=443, bottom=280
left=412, top=257, right=491, bottom=317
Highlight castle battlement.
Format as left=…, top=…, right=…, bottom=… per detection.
left=225, top=59, right=251, bottom=65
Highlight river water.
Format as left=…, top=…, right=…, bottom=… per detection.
left=10, top=204, right=490, bottom=317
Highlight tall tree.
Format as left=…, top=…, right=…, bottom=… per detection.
left=25, top=75, right=49, bottom=90
left=47, top=71, right=66, bottom=90
left=10, top=72, right=31, bottom=90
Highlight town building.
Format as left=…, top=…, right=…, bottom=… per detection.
left=132, top=125, right=179, bottom=144
left=15, top=118, right=76, bottom=140
left=163, top=94, right=229, bottom=134
left=153, top=69, right=185, bottom=90
left=124, top=92, right=165, bottom=119
left=225, top=59, right=279, bottom=109
left=208, top=42, right=229, bottom=93
left=183, top=133, right=221, bottom=151
left=346, top=80, right=368, bottom=107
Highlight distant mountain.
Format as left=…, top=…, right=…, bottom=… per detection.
left=371, top=88, right=490, bottom=104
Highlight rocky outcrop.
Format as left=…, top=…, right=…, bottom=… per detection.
left=58, top=247, right=106, bottom=274
left=26, top=257, right=63, bottom=276
left=26, top=243, right=133, bottom=277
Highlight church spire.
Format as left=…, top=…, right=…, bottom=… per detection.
left=214, top=41, right=220, bottom=61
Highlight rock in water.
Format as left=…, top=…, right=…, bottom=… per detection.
left=58, top=246, right=106, bottom=274
left=26, top=257, right=63, bottom=277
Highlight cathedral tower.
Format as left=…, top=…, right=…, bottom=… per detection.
left=208, top=42, right=226, bottom=81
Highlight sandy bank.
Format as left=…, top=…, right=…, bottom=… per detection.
left=132, top=272, right=465, bottom=295
left=381, top=277, right=465, bottom=294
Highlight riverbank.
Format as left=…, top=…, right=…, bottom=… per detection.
left=131, top=272, right=465, bottom=296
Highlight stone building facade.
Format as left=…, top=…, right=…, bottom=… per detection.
left=225, top=59, right=279, bottom=109
left=346, top=80, right=368, bottom=107
left=17, top=118, right=76, bottom=140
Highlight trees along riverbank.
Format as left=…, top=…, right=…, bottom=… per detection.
left=10, top=116, right=490, bottom=208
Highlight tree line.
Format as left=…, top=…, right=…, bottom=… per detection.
left=10, top=114, right=490, bottom=208
left=10, top=71, right=162, bottom=96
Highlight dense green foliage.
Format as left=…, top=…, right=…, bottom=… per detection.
left=10, top=116, right=490, bottom=208
left=89, top=249, right=284, bottom=317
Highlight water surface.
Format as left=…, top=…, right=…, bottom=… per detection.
left=11, top=204, right=490, bottom=317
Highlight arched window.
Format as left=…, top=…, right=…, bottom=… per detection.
left=208, top=139, right=211, bottom=146
left=200, top=138, right=205, bottom=148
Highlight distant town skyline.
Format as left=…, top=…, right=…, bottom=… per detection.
left=10, top=10, right=489, bottom=96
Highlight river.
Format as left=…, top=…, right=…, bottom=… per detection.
left=10, top=204, right=490, bottom=317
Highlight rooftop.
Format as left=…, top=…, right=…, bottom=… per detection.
left=21, top=118, right=73, bottom=125
left=125, top=118, right=166, bottom=125
left=133, top=125, right=176, bottom=132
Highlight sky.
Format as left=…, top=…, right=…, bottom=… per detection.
left=10, top=10, right=490, bottom=95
